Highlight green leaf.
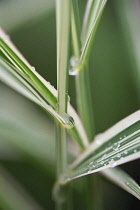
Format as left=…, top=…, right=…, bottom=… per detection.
left=71, top=0, right=81, bottom=58
left=55, top=0, right=71, bottom=186
left=71, top=1, right=95, bottom=141
left=101, top=167, right=140, bottom=200
left=0, top=58, right=73, bottom=129
left=0, top=166, right=44, bottom=210
left=64, top=110, right=140, bottom=181
left=79, top=0, right=107, bottom=69
left=56, top=0, right=71, bottom=114
left=0, top=28, right=88, bottom=149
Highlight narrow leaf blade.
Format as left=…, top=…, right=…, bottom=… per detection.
left=0, top=28, right=88, bottom=149
left=101, top=167, right=140, bottom=200
left=65, top=111, right=140, bottom=181
left=80, top=0, right=107, bottom=68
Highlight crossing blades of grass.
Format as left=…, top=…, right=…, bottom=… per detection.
left=71, top=0, right=95, bottom=141
left=0, top=28, right=88, bottom=149
left=62, top=110, right=140, bottom=183
left=0, top=58, right=74, bottom=129
left=80, top=0, right=107, bottom=69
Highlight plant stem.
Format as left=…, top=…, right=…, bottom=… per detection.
left=75, top=65, right=95, bottom=141
left=55, top=0, right=71, bottom=209
left=71, top=2, right=100, bottom=210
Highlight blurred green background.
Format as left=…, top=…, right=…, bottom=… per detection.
left=0, top=0, right=140, bottom=209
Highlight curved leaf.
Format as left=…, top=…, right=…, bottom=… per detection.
left=64, top=111, right=140, bottom=181
left=0, top=28, right=88, bottom=149
left=80, top=0, right=107, bottom=68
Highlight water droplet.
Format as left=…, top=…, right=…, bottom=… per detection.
left=116, top=153, right=121, bottom=158
left=100, top=161, right=104, bottom=165
left=63, top=113, right=75, bottom=128
left=134, top=149, right=137, bottom=153
left=112, top=142, right=120, bottom=151
left=70, top=56, right=79, bottom=67
left=109, top=159, right=117, bottom=168
left=69, top=67, right=78, bottom=76
left=87, top=161, right=96, bottom=173
left=126, top=182, right=129, bottom=186
left=69, top=56, right=79, bottom=76
left=124, top=150, right=128, bottom=155
left=120, top=137, right=122, bottom=140
left=123, top=135, right=126, bottom=138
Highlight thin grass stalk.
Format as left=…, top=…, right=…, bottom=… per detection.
left=55, top=0, right=71, bottom=209
left=75, top=65, right=95, bottom=141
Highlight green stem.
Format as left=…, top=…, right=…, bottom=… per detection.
left=71, top=2, right=99, bottom=210
left=56, top=126, right=67, bottom=179
left=55, top=0, right=71, bottom=209
left=75, top=65, right=95, bottom=141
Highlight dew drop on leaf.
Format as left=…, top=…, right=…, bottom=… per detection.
left=126, top=182, right=130, bottom=186
left=109, top=159, right=117, bottom=168
left=63, top=113, right=75, bottom=128
left=116, top=153, right=121, bottom=158
left=124, top=150, right=128, bottom=155
left=70, top=56, right=79, bottom=67
left=69, top=56, right=79, bottom=76
left=112, top=142, right=120, bottom=151
left=134, top=149, right=137, bottom=153
left=69, top=67, right=78, bottom=76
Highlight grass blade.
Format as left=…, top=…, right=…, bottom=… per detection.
left=55, top=0, right=72, bottom=207
left=63, top=110, right=140, bottom=181
left=0, top=28, right=57, bottom=107
left=101, top=167, right=140, bottom=200
left=0, top=28, right=88, bottom=149
left=0, top=59, right=73, bottom=129
left=71, top=1, right=95, bottom=141
left=71, top=0, right=81, bottom=58
left=79, top=0, right=107, bottom=69
left=56, top=0, right=71, bottom=115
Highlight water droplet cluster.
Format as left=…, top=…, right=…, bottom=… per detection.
left=85, top=133, right=139, bottom=175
